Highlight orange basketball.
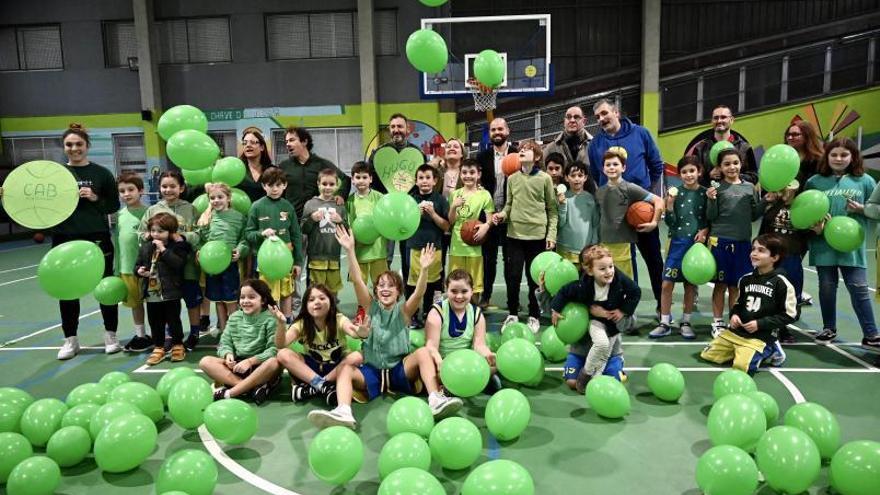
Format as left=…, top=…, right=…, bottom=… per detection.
left=461, top=219, right=486, bottom=246
left=501, top=153, right=521, bottom=176
left=625, top=202, right=655, bottom=228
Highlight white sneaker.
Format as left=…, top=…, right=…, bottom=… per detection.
left=679, top=322, right=696, bottom=340
left=527, top=317, right=541, bottom=334
left=768, top=341, right=787, bottom=367
left=208, top=326, right=221, bottom=338
left=502, top=314, right=519, bottom=329
left=308, top=408, right=357, bottom=430
left=104, top=331, right=122, bottom=354
left=57, top=336, right=80, bottom=360
left=711, top=320, right=726, bottom=338
left=429, top=394, right=463, bottom=418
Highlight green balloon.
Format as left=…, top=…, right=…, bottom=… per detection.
left=0, top=388, right=34, bottom=409
left=167, top=376, right=213, bottom=429
left=46, top=425, right=91, bottom=467
left=0, top=402, right=27, bottom=433
left=708, top=393, right=766, bottom=452
left=89, top=401, right=140, bottom=440
left=555, top=303, right=589, bottom=344
left=352, top=215, right=381, bottom=245
left=830, top=440, right=880, bottom=495
left=486, top=331, right=502, bottom=352
left=109, top=381, right=164, bottom=423
left=98, top=371, right=130, bottom=389
left=378, top=432, right=431, bottom=479
left=257, top=236, right=293, bottom=281
left=231, top=187, right=252, bottom=215
left=428, top=417, right=481, bottom=470
left=156, top=449, right=218, bottom=495
left=198, top=240, right=232, bottom=275
left=94, top=413, right=157, bottom=473
left=157, top=105, right=208, bottom=141
left=756, top=425, right=821, bottom=494
left=387, top=397, right=434, bottom=438
left=473, top=49, right=506, bottom=88
left=523, top=366, right=545, bottom=388
left=682, top=242, right=717, bottom=285
left=346, top=335, right=362, bottom=352
left=405, top=29, right=448, bottom=74
left=378, top=466, right=445, bottom=495
left=20, top=398, right=67, bottom=447
left=440, top=349, right=491, bottom=398
left=203, top=399, right=257, bottom=445
left=539, top=326, right=568, bottom=362
left=211, top=156, right=246, bottom=186
left=192, top=193, right=210, bottom=215
left=92, top=276, right=128, bottom=306
left=695, top=445, right=759, bottom=495
left=712, top=369, right=756, bottom=400
left=646, top=362, right=685, bottom=402
left=66, top=382, right=111, bottom=407
left=6, top=456, right=60, bottom=495
left=529, top=251, right=562, bottom=284
left=156, top=367, right=197, bottom=404
left=182, top=166, right=214, bottom=187
left=374, top=192, right=421, bottom=241
left=783, top=401, right=841, bottom=460
left=485, top=389, right=530, bottom=441
left=409, top=330, right=426, bottom=350
left=308, top=426, right=363, bottom=485
left=585, top=375, right=631, bottom=419
left=166, top=129, right=219, bottom=171
left=419, top=0, right=448, bottom=6
left=462, top=459, right=535, bottom=495
left=544, top=259, right=579, bottom=295
left=709, top=140, right=735, bottom=167
left=0, top=432, right=32, bottom=483
left=746, top=390, right=779, bottom=425
left=37, top=240, right=105, bottom=300
left=502, top=322, right=535, bottom=344
left=824, top=216, right=865, bottom=253
left=790, top=189, right=830, bottom=229
left=496, top=338, right=543, bottom=384
left=61, top=403, right=100, bottom=431
left=758, top=143, right=800, bottom=192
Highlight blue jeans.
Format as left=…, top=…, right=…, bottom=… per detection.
left=816, top=265, right=878, bottom=338
left=780, top=255, right=804, bottom=302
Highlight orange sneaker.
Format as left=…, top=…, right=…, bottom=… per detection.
left=146, top=348, right=165, bottom=366
left=170, top=344, right=186, bottom=362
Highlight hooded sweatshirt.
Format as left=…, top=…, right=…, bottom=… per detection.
left=587, top=117, right=664, bottom=190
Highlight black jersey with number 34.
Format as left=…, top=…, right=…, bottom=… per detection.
left=730, top=268, right=799, bottom=344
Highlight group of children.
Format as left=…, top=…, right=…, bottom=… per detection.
left=98, top=131, right=880, bottom=427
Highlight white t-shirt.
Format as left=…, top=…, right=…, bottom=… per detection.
left=594, top=281, right=610, bottom=302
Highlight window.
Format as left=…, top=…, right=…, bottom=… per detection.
left=787, top=48, right=825, bottom=101
left=207, top=130, right=238, bottom=158
left=0, top=25, right=63, bottom=71
left=660, top=79, right=698, bottom=130
left=701, top=69, right=740, bottom=120
left=156, top=17, right=231, bottom=64
left=103, top=21, right=137, bottom=68
left=744, top=60, right=781, bottom=111
left=831, top=40, right=869, bottom=92
left=1, top=136, right=64, bottom=165
left=271, top=128, right=363, bottom=177
left=266, top=10, right=397, bottom=60
left=113, top=134, right=145, bottom=177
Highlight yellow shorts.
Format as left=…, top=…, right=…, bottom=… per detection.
left=700, top=330, right=768, bottom=375
left=557, top=249, right=581, bottom=264
left=309, top=260, right=342, bottom=293
left=448, top=255, right=484, bottom=294
left=260, top=273, right=295, bottom=302
left=120, top=273, right=143, bottom=308
left=353, top=259, right=389, bottom=286
left=605, top=242, right=633, bottom=279
left=408, top=249, right=443, bottom=285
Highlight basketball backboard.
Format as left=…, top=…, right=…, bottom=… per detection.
left=419, top=14, right=552, bottom=98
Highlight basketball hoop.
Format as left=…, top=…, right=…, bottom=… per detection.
left=467, top=78, right=498, bottom=113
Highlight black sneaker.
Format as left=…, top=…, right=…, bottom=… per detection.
left=184, top=333, right=199, bottom=352
left=320, top=383, right=338, bottom=407
left=213, top=387, right=228, bottom=401
left=200, top=315, right=211, bottom=332
left=814, top=329, right=837, bottom=344
left=779, top=329, right=796, bottom=345
left=292, top=383, right=320, bottom=403
left=251, top=383, right=271, bottom=405
left=123, top=336, right=153, bottom=352
left=862, top=335, right=880, bottom=349
left=409, top=316, right=423, bottom=330
left=483, top=374, right=503, bottom=395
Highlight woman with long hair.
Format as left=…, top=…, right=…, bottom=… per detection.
left=237, top=127, right=275, bottom=202
left=784, top=120, right=824, bottom=189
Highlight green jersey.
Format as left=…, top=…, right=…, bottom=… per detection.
left=347, top=190, right=386, bottom=262
left=114, top=204, right=147, bottom=275
left=449, top=187, right=493, bottom=257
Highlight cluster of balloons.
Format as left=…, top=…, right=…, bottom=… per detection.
left=309, top=397, right=534, bottom=495
left=158, top=105, right=218, bottom=172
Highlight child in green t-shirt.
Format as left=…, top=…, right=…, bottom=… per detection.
left=115, top=173, right=150, bottom=352
left=346, top=161, right=388, bottom=286
left=448, top=159, right=494, bottom=304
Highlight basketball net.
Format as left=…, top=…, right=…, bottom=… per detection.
left=467, top=77, right=497, bottom=122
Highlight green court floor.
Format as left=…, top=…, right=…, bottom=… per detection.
left=1, top=234, right=879, bottom=495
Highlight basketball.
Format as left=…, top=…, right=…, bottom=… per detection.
left=33, top=232, right=45, bottom=243
left=501, top=153, right=520, bottom=176
left=461, top=219, right=486, bottom=246
left=625, top=202, right=654, bottom=228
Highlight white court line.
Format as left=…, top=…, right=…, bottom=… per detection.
left=621, top=341, right=818, bottom=347
left=770, top=369, right=807, bottom=403
left=543, top=366, right=877, bottom=373
left=0, top=309, right=101, bottom=347
left=0, top=346, right=105, bottom=351
left=0, top=275, right=36, bottom=287
left=198, top=425, right=304, bottom=495
left=0, top=264, right=37, bottom=274
left=131, top=364, right=203, bottom=374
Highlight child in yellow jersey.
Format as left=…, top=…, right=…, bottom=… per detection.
left=448, top=159, right=494, bottom=304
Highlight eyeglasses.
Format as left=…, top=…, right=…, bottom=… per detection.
left=786, top=132, right=803, bottom=138
left=565, top=114, right=583, bottom=121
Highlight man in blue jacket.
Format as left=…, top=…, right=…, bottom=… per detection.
left=587, top=98, right=665, bottom=319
